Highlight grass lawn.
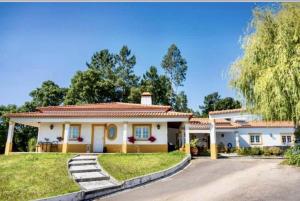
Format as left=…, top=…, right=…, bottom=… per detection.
left=98, top=151, right=186, bottom=181
left=0, top=153, right=80, bottom=201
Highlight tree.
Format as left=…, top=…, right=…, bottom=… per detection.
left=30, top=80, right=67, bottom=107
left=173, top=91, right=192, bottom=113
left=0, top=104, right=38, bottom=153
left=229, top=3, right=300, bottom=129
left=199, top=92, right=241, bottom=117
left=115, top=46, right=139, bottom=102
left=161, top=44, right=188, bottom=91
left=65, top=46, right=139, bottom=104
left=64, top=68, right=117, bottom=104
left=140, top=66, right=173, bottom=105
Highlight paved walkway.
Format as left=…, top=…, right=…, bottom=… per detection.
left=69, top=155, right=117, bottom=191
left=96, top=158, right=300, bottom=201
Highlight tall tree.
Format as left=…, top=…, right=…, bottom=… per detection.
left=229, top=3, right=300, bottom=130
left=140, top=66, right=173, bottom=105
left=65, top=47, right=139, bottom=104
left=115, top=46, right=139, bottom=102
left=30, top=80, right=67, bottom=107
left=199, top=92, right=241, bottom=117
left=161, top=44, right=188, bottom=91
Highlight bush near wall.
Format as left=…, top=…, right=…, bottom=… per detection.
left=284, top=145, right=300, bottom=166
left=236, top=146, right=285, bottom=156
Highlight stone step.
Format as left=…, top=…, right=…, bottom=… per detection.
left=69, top=165, right=100, bottom=173
left=72, top=156, right=97, bottom=161
left=78, top=180, right=116, bottom=191
left=69, top=160, right=97, bottom=166
left=73, top=171, right=109, bottom=182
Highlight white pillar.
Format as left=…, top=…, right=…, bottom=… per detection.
left=210, top=119, right=217, bottom=159
left=235, top=131, right=240, bottom=149
left=185, top=123, right=190, bottom=154
left=5, top=122, right=15, bottom=155
left=122, top=122, right=128, bottom=153
left=62, top=123, right=70, bottom=153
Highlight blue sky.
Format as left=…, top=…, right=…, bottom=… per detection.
left=0, top=2, right=267, bottom=110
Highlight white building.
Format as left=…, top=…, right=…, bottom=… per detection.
left=4, top=94, right=295, bottom=159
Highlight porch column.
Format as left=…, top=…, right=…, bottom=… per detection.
left=122, top=122, right=128, bottom=153
left=210, top=119, right=217, bottom=159
left=5, top=121, right=15, bottom=155
left=235, top=131, right=240, bottom=150
left=62, top=123, right=70, bottom=153
left=185, top=123, right=190, bottom=154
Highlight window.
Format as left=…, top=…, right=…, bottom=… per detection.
left=133, top=125, right=151, bottom=140
left=249, top=134, right=261, bottom=145
left=281, top=134, right=293, bottom=145
left=69, top=125, right=81, bottom=140
left=107, top=124, right=117, bottom=140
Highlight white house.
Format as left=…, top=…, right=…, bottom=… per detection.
left=189, top=109, right=295, bottom=159
left=4, top=93, right=295, bottom=159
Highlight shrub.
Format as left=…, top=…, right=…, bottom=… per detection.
left=268, top=147, right=283, bottom=156
left=284, top=145, right=300, bottom=166
left=237, top=147, right=263, bottom=155
left=250, top=147, right=263, bottom=155
left=27, top=137, right=37, bottom=152
left=236, top=147, right=251, bottom=155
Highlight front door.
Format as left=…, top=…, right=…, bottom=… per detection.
left=93, top=126, right=104, bottom=152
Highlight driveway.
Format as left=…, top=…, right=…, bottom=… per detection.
left=95, top=158, right=300, bottom=201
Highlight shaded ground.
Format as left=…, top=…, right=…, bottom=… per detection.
left=96, top=158, right=300, bottom=201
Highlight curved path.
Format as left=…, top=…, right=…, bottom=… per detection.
left=95, top=158, right=300, bottom=201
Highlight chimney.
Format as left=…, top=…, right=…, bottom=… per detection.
left=141, top=92, right=152, bottom=105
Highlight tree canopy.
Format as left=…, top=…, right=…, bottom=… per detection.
left=30, top=80, right=67, bottom=107
left=161, top=44, right=188, bottom=90
left=199, top=92, right=241, bottom=117
left=230, top=3, right=300, bottom=125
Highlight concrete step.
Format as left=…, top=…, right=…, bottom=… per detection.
left=69, top=160, right=97, bottom=166
left=79, top=180, right=116, bottom=191
left=73, top=171, right=109, bottom=182
left=72, top=156, right=97, bottom=161
left=69, top=165, right=100, bottom=173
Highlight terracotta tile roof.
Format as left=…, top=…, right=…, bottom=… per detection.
left=189, top=118, right=294, bottom=129
left=189, top=118, right=237, bottom=129
left=209, top=108, right=246, bottom=115
left=238, top=121, right=294, bottom=128
left=6, top=103, right=192, bottom=119
left=37, top=102, right=171, bottom=112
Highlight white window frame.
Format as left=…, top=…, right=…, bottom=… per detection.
left=249, top=133, right=262, bottom=145
left=133, top=124, right=151, bottom=141
left=281, top=133, right=293, bottom=145
left=69, top=124, right=81, bottom=140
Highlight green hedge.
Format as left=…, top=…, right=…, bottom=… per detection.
left=284, top=145, right=300, bottom=166
left=236, top=146, right=284, bottom=156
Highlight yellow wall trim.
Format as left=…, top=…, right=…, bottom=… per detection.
left=4, top=142, right=12, bottom=155
left=106, top=144, right=123, bottom=153
left=210, top=143, right=218, bottom=159
left=185, top=144, right=190, bottom=154
left=127, top=144, right=168, bottom=153
left=67, top=144, right=88, bottom=153
left=62, top=143, right=68, bottom=153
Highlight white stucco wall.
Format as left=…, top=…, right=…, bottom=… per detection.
left=237, top=127, right=295, bottom=147
left=38, top=122, right=169, bottom=145
left=38, top=123, right=64, bottom=143
left=216, top=132, right=236, bottom=147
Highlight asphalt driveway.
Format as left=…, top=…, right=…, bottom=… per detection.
left=96, top=158, right=300, bottom=201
